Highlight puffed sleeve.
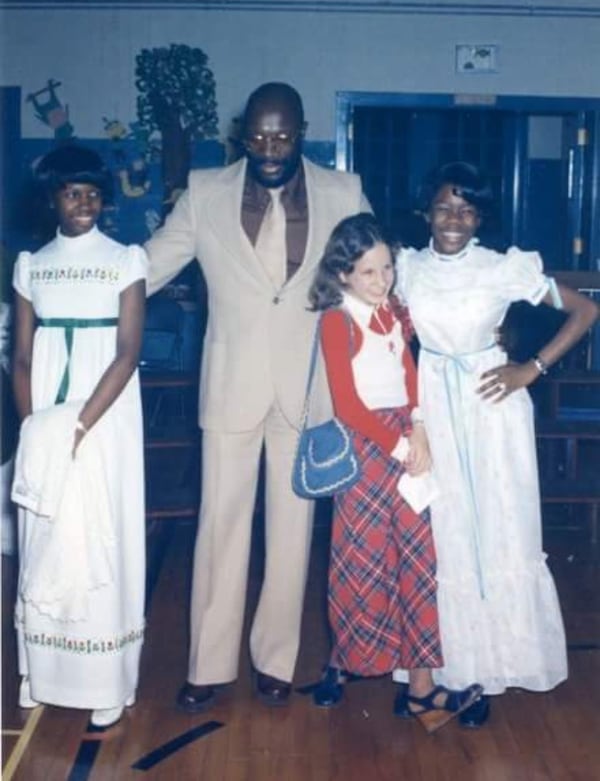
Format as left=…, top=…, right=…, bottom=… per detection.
left=12, top=252, right=32, bottom=301
left=117, top=245, right=148, bottom=292
left=499, top=247, right=549, bottom=305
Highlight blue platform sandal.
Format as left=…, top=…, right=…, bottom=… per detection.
left=407, top=683, right=483, bottom=734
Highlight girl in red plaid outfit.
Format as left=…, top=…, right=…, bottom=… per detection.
left=307, top=213, right=481, bottom=733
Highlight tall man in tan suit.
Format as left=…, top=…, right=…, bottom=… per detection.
left=146, top=83, right=368, bottom=710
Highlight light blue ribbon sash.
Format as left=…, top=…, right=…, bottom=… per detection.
left=37, top=317, right=118, bottom=404
left=422, top=342, right=496, bottom=598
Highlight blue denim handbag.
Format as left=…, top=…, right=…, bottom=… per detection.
left=292, top=315, right=360, bottom=499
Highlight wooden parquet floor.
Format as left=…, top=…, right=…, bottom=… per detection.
left=3, top=515, right=600, bottom=781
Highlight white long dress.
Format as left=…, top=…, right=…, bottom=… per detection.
left=12, top=226, right=147, bottom=709
left=393, top=240, right=568, bottom=694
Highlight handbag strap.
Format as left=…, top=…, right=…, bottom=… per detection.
left=300, top=310, right=352, bottom=431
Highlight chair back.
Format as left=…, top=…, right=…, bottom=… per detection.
left=140, top=296, right=185, bottom=371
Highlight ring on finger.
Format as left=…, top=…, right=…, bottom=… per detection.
left=498, top=381, right=507, bottom=392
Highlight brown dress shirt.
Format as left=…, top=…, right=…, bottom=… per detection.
left=241, top=164, right=309, bottom=282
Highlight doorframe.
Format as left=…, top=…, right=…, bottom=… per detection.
left=335, top=91, right=600, bottom=269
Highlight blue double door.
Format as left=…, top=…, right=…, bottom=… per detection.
left=337, top=93, right=600, bottom=272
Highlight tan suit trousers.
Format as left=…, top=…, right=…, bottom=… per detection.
left=187, top=402, right=314, bottom=685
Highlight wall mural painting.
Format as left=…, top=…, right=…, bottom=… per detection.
left=101, top=116, right=162, bottom=242
left=26, top=79, right=74, bottom=140
left=135, top=43, right=219, bottom=213
left=103, top=117, right=153, bottom=198
left=20, top=46, right=223, bottom=247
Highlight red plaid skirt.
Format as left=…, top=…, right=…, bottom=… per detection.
left=328, top=407, right=443, bottom=676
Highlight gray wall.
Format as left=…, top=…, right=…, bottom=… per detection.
left=2, top=3, right=600, bottom=141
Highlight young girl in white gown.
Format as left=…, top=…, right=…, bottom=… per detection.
left=392, top=162, right=598, bottom=727
left=12, top=145, right=147, bottom=728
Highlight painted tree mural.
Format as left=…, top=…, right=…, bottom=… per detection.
left=135, top=44, right=218, bottom=206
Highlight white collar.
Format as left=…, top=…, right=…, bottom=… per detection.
left=342, top=292, right=389, bottom=331
left=428, top=237, right=478, bottom=262
left=55, top=224, right=101, bottom=250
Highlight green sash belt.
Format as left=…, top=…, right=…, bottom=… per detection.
left=37, top=317, right=119, bottom=404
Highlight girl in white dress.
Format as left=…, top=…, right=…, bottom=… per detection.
left=12, top=145, right=147, bottom=728
left=392, top=162, right=598, bottom=727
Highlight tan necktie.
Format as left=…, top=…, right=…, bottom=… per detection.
left=255, top=187, right=287, bottom=288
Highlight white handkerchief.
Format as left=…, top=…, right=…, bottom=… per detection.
left=397, top=471, right=439, bottom=514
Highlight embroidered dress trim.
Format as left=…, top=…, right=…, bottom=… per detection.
left=31, top=266, right=121, bottom=283
left=18, top=623, right=145, bottom=655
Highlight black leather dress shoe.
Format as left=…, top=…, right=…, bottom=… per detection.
left=255, top=672, right=292, bottom=706
left=393, top=683, right=412, bottom=719
left=176, top=682, right=217, bottom=713
left=313, top=667, right=346, bottom=708
left=459, top=694, right=490, bottom=728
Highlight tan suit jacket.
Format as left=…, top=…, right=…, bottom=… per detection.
left=146, top=156, right=366, bottom=432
